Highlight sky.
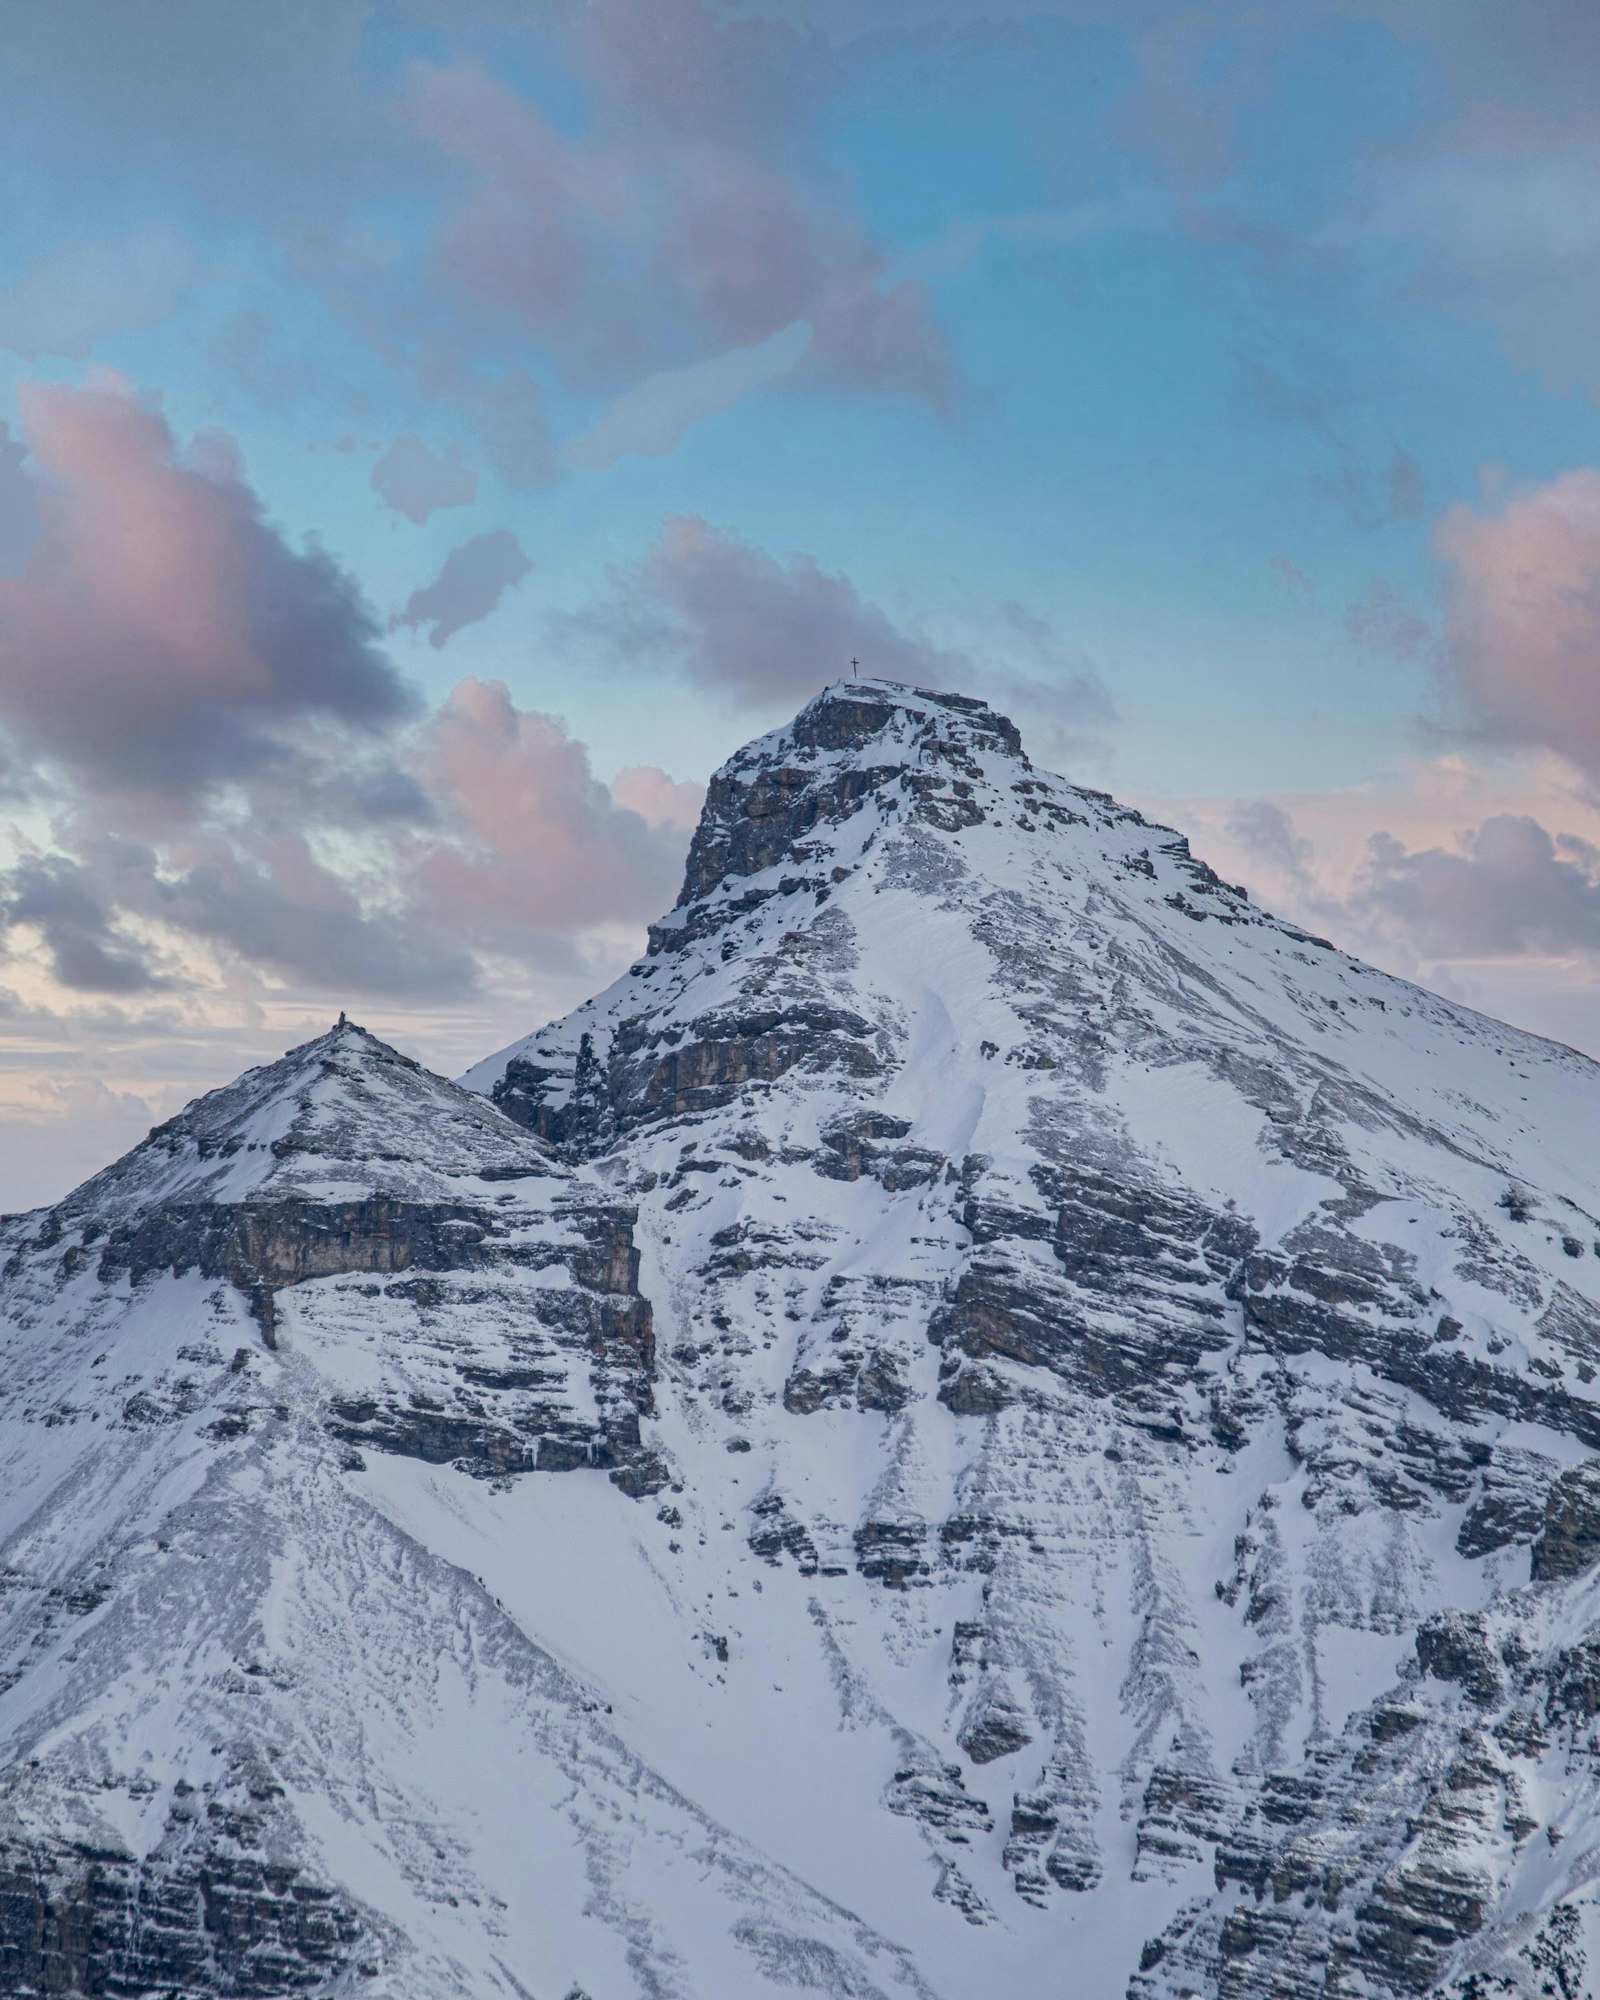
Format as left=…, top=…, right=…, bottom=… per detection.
left=3, top=0, right=1600, bottom=1209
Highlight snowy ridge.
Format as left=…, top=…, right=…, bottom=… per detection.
left=58, top=1018, right=561, bottom=1213
left=4, top=681, right=1600, bottom=1996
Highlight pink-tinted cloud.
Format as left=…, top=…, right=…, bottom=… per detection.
left=577, top=0, right=835, bottom=147
left=0, top=375, right=409, bottom=794
left=612, top=764, right=707, bottom=832
left=403, top=61, right=631, bottom=375
left=1172, top=752, right=1600, bottom=1043
left=1354, top=813, right=1600, bottom=960
left=2, top=674, right=700, bottom=1006
left=1434, top=469, right=1600, bottom=777
left=0, top=421, right=39, bottom=575
left=0, top=375, right=697, bottom=1006
left=401, top=24, right=951, bottom=412
left=408, top=678, right=689, bottom=943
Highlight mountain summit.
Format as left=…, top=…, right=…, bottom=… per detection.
left=5, top=679, right=1600, bottom=1998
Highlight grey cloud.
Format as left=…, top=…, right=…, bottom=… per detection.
left=1225, top=798, right=1316, bottom=895
left=1355, top=814, right=1600, bottom=960
left=566, top=516, right=1114, bottom=768
left=395, top=530, right=532, bottom=649
left=371, top=437, right=478, bottom=525
left=340, top=763, right=438, bottom=824
left=574, top=512, right=958, bottom=706
left=4, top=855, right=160, bottom=994
left=148, top=851, right=480, bottom=1000
left=3, top=663, right=695, bottom=1011
left=42, top=818, right=485, bottom=1003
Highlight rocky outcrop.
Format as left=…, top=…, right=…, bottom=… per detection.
left=1004, top=1763, right=1101, bottom=1900
left=314, top=1219, right=658, bottom=1490
left=1531, top=1460, right=1600, bottom=1581
left=674, top=686, right=1021, bottom=914
left=495, top=1002, right=885, bottom=1143
left=1415, top=1610, right=1505, bottom=1707
left=97, top=1182, right=661, bottom=1489
left=96, top=1192, right=502, bottom=1289
left=0, top=1794, right=368, bottom=1998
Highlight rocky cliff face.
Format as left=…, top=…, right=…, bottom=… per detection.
left=467, top=679, right=1600, bottom=1998
left=10, top=1023, right=660, bottom=1486
left=8, top=679, right=1600, bottom=1998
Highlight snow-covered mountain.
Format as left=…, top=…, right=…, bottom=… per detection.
left=7, top=679, right=1600, bottom=1998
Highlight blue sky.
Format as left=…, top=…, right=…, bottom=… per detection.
left=3, top=0, right=1600, bottom=1203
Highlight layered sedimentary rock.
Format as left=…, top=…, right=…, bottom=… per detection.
left=9, top=679, right=1600, bottom=1995
left=7, top=1023, right=658, bottom=1486
left=0, top=1031, right=796, bottom=2000
left=467, top=679, right=1600, bottom=1997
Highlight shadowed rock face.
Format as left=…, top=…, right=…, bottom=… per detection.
left=97, top=1193, right=502, bottom=1289
left=494, top=1000, right=885, bottom=1142
left=0, top=1821, right=366, bottom=1998
left=88, top=1179, right=656, bottom=1456
left=1531, top=1461, right=1600, bottom=1581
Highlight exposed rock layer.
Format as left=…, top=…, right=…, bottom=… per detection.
left=8, top=681, right=1600, bottom=1997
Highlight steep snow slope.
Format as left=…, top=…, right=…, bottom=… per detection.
left=0, top=1025, right=937, bottom=1999
left=8, top=680, right=1600, bottom=1998
left=466, top=680, right=1600, bottom=1998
